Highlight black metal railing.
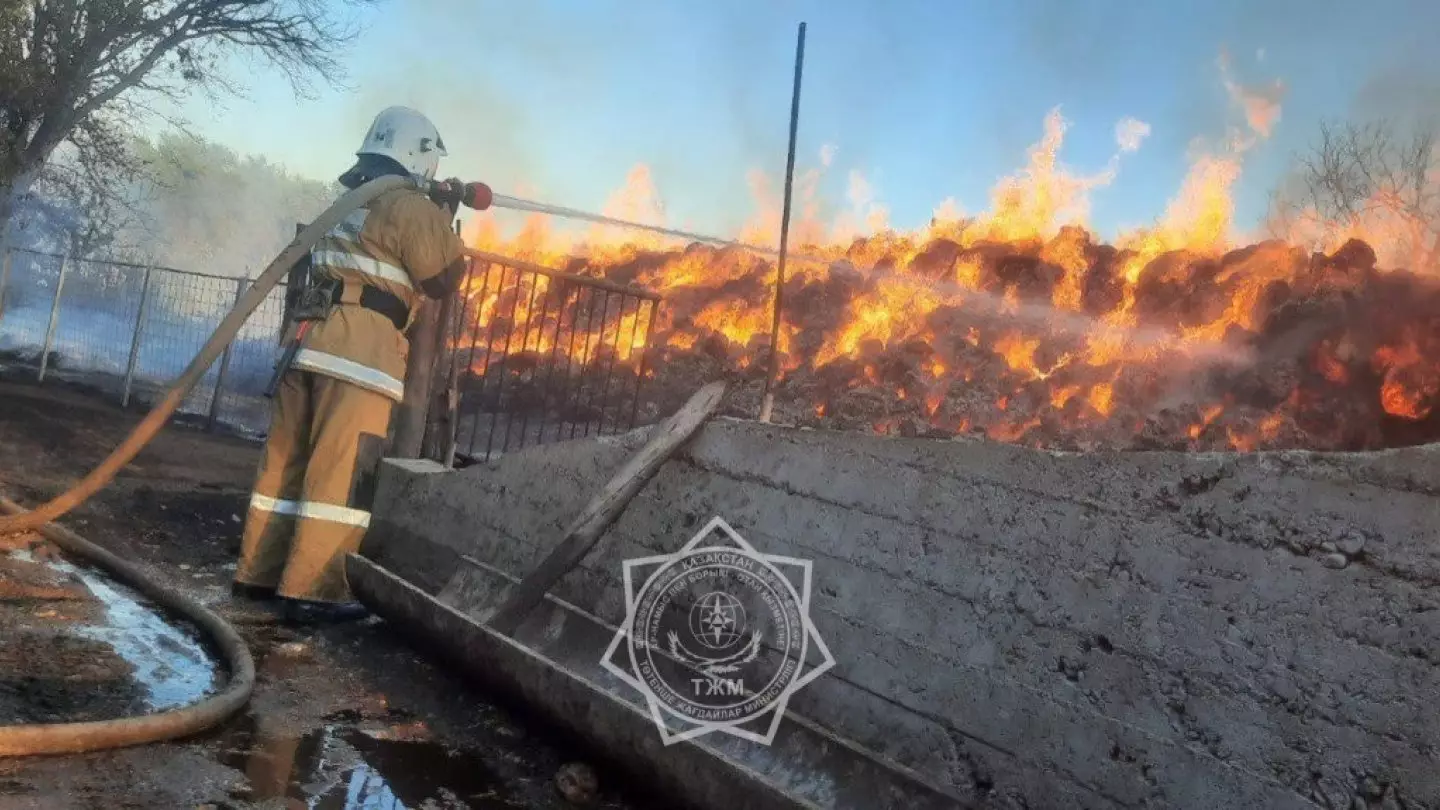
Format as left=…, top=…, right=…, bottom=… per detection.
left=445, top=249, right=662, bottom=463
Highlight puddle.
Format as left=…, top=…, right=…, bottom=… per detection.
left=222, top=721, right=517, bottom=808
left=14, top=549, right=218, bottom=711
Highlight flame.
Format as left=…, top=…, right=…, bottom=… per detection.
left=1375, top=340, right=1438, bottom=420
left=1088, top=383, right=1115, bottom=417
left=1188, top=404, right=1226, bottom=439
left=450, top=58, right=1440, bottom=453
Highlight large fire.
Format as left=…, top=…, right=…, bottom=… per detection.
left=451, top=77, right=1440, bottom=454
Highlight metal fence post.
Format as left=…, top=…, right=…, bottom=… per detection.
left=280, top=222, right=307, bottom=346
left=121, top=266, right=154, bottom=408
left=37, top=252, right=69, bottom=382
left=0, top=248, right=11, bottom=331
left=207, top=276, right=246, bottom=431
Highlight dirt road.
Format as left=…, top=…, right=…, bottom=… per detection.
left=0, top=373, right=662, bottom=809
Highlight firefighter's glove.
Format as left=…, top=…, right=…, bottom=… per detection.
left=436, top=177, right=464, bottom=217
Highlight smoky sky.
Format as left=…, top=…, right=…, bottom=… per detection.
left=139, top=0, right=1440, bottom=243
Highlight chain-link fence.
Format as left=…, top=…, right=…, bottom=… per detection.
left=0, top=246, right=286, bottom=438
left=0, top=245, right=665, bottom=454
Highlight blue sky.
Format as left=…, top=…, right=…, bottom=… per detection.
left=152, top=0, right=1440, bottom=243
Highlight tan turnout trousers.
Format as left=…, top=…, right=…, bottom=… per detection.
left=234, top=370, right=392, bottom=603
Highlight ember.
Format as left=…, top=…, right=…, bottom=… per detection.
left=452, top=112, right=1440, bottom=454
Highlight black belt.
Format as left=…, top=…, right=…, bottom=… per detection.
left=327, top=284, right=408, bottom=331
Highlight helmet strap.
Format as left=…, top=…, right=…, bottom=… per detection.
left=338, top=153, right=411, bottom=190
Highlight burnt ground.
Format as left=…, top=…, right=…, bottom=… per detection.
left=0, top=372, right=667, bottom=810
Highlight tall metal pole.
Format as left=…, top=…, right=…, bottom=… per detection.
left=759, top=21, right=806, bottom=423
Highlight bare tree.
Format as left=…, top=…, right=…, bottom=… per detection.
left=1271, top=119, right=1440, bottom=272
left=0, top=0, right=375, bottom=245
left=12, top=113, right=158, bottom=259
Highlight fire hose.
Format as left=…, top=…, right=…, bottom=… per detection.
left=0, top=174, right=443, bottom=536
left=0, top=168, right=717, bottom=755
left=0, top=167, right=761, bottom=756
left=0, top=178, right=731, bottom=541
left=0, top=494, right=255, bottom=755
left=0, top=173, right=418, bottom=755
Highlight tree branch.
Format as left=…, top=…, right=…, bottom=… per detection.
left=1275, top=117, right=1440, bottom=271
left=1, top=0, right=376, bottom=222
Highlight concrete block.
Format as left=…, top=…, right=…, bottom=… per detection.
left=369, top=419, right=1440, bottom=809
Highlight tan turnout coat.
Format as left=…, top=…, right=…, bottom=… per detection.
left=235, top=186, right=466, bottom=603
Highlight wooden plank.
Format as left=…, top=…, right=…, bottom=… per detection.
left=483, top=380, right=728, bottom=635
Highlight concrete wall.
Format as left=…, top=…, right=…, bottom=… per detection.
left=368, top=418, right=1440, bottom=810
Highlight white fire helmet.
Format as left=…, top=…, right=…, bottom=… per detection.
left=355, top=106, right=448, bottom=180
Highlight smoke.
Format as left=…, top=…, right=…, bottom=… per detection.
left=587, top=164, right=668, bottom=247
left=831, top=169, right=889, bottom=242
left=162, top=0, right=1435, bottom=265
left=111, top=133, right=339, bottom=279
left=1115, top=118, right=1152, bottom=153
left=932, top=197, right=963, bottom=222
left=1346, top=34, right=1440, bottom=133
left=1218, top=49, right=1286, bottom=139
left=341, top=53, right=538, bottom=208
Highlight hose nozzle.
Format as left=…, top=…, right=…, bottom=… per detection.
left=426, top=178, right=493, bottom=211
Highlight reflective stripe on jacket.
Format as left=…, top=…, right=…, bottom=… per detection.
left=297, top=186, right=466, bottom=402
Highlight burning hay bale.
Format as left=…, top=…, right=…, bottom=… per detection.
left=451, top=233, right=1440, bottom=453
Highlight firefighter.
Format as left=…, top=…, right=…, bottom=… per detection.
left=232, top=106, right=470, bottom=623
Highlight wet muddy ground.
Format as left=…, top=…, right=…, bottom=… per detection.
left=0, top=546, right=213, bottom=727
left=0, top=373, right=667, bottom=809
